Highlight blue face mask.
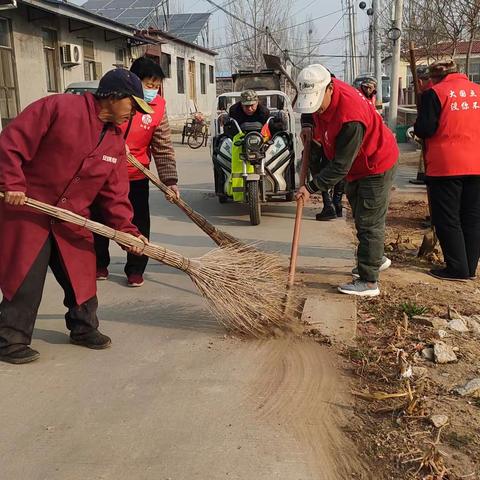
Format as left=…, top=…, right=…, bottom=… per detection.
left=143, top=88, right=158, bottom=104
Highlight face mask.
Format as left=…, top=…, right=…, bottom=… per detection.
left=143, top=88, right=158, bottom=104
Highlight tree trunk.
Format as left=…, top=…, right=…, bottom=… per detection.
left=466, top=30, right=475, bottom=78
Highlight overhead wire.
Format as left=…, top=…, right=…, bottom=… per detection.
left=210, top=8, right=345, bottom=50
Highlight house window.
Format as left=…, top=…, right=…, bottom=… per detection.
left=0, top=17, right=18, bottom=127
left=209, top=65, right=214, bottom=84
left=83, top=40, right=101, bottom=81
left=161, top=52, right=171, bottom=78
left=177, top=57, right=185, bottom=94
left=469, top=63, right=480, bottom=84
left=42, top=29, right=58, bottom=92
left=115, top=48, right=126, bottom=67
left=200, top=63, right=206, bottom=94
left=188, top=60, right=196, bottom=101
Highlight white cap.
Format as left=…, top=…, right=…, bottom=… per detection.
left=294, top=64, right=332, bottom=114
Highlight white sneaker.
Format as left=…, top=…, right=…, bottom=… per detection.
left=338, top=280, right=380, bottom=297
left=352, top=256, right=391, bottom=279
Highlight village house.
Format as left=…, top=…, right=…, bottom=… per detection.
left=134, top=27, right=217, bottom=128
left=81, top=2, right=218, bottom=127
left=382, top=40, right=480, bottom=105
left=0, top=0, right=217, bottom=130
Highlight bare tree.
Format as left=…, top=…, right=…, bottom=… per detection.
left=403, top=0, right=452, bottom=60
left=223, top=0, right=294, bottom=72
left=459, top=0, right=480, bottom=75
left=430, top=0, right=466, bottom=56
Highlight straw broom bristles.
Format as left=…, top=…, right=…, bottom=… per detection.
left=127, top=153, right=241, bottom=248
left=0, top=193, right=297, bottom=337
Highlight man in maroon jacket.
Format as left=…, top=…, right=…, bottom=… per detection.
left=0, top=69, right=150, bottom=364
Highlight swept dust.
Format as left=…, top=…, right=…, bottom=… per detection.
left=247, top=337, right=370, bottom=479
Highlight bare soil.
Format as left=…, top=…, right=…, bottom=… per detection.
left=344, top=185, right=480, bottom=479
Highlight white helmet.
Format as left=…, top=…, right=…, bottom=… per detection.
left=295, top=64, right=332, bottom=114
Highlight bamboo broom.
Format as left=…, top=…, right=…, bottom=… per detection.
left=0, top=192, right=296, bottom=337
left=126, top=153, right=241, bottom=248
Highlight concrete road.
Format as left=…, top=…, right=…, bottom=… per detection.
left=0, top=139, right=359, bottom=479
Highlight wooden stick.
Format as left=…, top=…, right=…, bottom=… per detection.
left=407, top=42, right=438, bottom=256
left=0, top=192, right=191, bottom=271
left=287, top=142, right=311, bottom=288
left=126, top=153, right=240, bottom=248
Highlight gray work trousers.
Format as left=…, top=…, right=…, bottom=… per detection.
left=346, top=162, right=398, bottom=282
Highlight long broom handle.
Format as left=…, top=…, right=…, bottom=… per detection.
left=408, top=42, right=437, bottom=244
left=126, top=153, right=234, bottom=246
left=287, top=141, right=311, bottom=288
left=0, top=192, right=192, bottom=272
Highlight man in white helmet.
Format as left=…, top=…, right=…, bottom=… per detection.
left=296, top=64, right=399, bottom=297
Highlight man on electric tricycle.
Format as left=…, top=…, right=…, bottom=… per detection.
left=211, top=90, right=297, bottom=226
left=228, top=90, right=271, bottom=126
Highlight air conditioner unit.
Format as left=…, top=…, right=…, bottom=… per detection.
left=61, top=44, right=83, bottom=66
left=0, top=0, right=17, bottom=10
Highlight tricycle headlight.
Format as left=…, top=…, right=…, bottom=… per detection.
left=245, top=132, right=263, bottom=151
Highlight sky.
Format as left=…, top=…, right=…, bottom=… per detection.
left=73, top=0, right=372, bottom=78
left=175, top=0, right=371, bottom=77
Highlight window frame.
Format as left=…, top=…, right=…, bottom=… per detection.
left=42, top=28, right=59, bottom=93
left=200, top=62, right=206, bottom=94
left=177, top=56, right=185, bottom=94
left=161, top=52, right=171, bottom=78
left=0, top=16, right=19, bottom=126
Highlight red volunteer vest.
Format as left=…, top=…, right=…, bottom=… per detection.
left=358, top=87, right=376, bottom=106
left=419, top=79, right=434, bottom=93
left=425, top=73, right=480, bottom=177
left=121, top=94, right=166, bottom=181
left=313, top=79, right=398, bottom=182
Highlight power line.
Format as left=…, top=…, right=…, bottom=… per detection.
left=202, top=0, right=258, bottom=30
left=287, top=27, right=369, bottom=53
left=210, top=8, right=345, bottom=50
left=298, top=12, right=346, bottom=61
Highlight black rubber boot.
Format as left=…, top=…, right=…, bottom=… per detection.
left=70, top=330, right=112, bottom=350
left=315, top=206, right=337, bottom=221
left=332, top=191, right=344, bottom=217
left=0, top=346, right=40, bottom=364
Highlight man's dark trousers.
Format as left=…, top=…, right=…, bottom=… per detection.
left=428, top=175, right=480, bottom=278
left=0, top=236, right=99, bottom=354
left=346, top=163, right=398, bottom=282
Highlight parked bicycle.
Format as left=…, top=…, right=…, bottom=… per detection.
left=183, top=112, right=208, bottom=149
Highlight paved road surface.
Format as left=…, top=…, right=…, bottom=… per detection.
left=0, top=140, right=364, bottom=479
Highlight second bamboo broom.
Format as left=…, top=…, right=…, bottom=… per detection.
left=0, top=192, right=297, bottom=338
left=126, top=153, right=242, bottom=248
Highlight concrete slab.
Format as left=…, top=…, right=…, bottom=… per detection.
left=302, top=295, right=357, bottom=345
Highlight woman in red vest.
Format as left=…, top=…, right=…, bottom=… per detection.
left=95, top=57, right=179, bottom=287
left=296, top=64, right=398, bottom=297
left=414, top=60, right=480, bottom=281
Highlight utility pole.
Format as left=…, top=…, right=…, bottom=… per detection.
left=308, top=26, right=313, bottom=65
left=265, top=26, right=270, bottom=55
left=387, top=0, right=404, bottom=131
left=347, top=0, right=358, bottom=81
left=352, top=1, right=358, bottom=78
left=373, top=0, right=383, bottom=109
